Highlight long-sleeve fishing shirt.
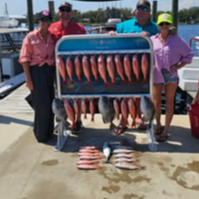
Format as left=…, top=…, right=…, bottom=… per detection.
left=150, top=34, right=194, bottom=84
left=19, top=29, right=55, bottom=67
left=49, top=19, right=86, bottom=43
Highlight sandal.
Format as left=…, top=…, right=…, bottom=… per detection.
left=113, top=125, right=127, bottom=135
left=154, top=126, right=164, bottom=135
left=156, top=135, right=168, bottom=142
left=138, top=123, right=147, bottom=130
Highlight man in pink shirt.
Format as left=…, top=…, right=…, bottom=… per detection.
left=19, top=10, right=55, bottom=143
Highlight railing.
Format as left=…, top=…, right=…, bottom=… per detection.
left=189, top=37, right=199, bottom=56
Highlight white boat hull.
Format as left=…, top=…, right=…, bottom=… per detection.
left=178, top=57, right=199, bottom=92
left=0, top=19, right=19, bottom=28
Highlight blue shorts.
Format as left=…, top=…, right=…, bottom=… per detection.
left=159, top=69, right=178, bottom=85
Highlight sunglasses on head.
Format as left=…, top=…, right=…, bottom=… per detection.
left=137, top=6, right=149, bottom=12
left=59, top=7, right=71, bottom=12
left=159, top=22, right=171, bottom=26
left=41, top=18, right=52, bottom=22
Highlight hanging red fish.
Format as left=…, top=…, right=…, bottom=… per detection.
left=56, top=55, right=67, bottom=85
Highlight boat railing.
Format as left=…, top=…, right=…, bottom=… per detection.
left=189, top=36, right=199, bottom=56
left=0, top=29, right=28, bottom=51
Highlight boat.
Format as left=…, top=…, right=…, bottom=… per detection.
left=0, top=28, right=28, bottom=98
left=88, top=18, right=121, bottom=34
left=0, top=3, right=26, bottom=28
left=178, top=37, right=199, bottom=93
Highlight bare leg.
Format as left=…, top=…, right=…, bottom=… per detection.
left=153, top=84, right=162, bottom=130
left=161, top=82, right=178, bottom=136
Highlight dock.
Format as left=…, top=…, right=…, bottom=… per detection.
left=0, top=83, right=199, bottom=199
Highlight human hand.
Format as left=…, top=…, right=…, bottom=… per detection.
left=109, top=31, right=117, bottom=35
left=141, top=31, right=150, bottom=37
left=170, top=65, right=178, bottom=71
left=26, top=79, right=34, bottom=90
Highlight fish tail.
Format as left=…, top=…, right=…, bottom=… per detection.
left=91, top=117, right=94, bottom=122
left=84, top=114, right=87, bottom=119
left=63, top=80, right=67, bottom=85
left=131, top=120, right=136, bottom=127
left=88, top=81, right=92, bottom=86
left=78, top=78, right=82, bottom=83
left=129, top=80, right=133, bottom=85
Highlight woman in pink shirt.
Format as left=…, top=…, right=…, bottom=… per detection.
left=19, top=10, right=55, bottom=143
left=150, top=13, right=194, bottom=142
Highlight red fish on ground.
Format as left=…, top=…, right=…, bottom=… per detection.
left=79, top=146, right=99, bottom=150
left=107, top=55, right=116, bottom=86
left=121, top=98, right=129, bottom=126
left=77, top=164, right=102, bottom=170
left=89, top=98, right=95, bottom=122
left=90, top=55, right=99, bottom=83
left=113, top=98, right=120, bottom=120
left=79, top=155, right=102, bottom=160
left=115, top=54, right=127, bottom=84
left=141, top=53, right=149, bottom=83
left=78, top=152, right=101, bottom=156
left=76, top=160, right=100, bottom=165
left=132, top=54, right=141, bottom=82
left=66, top=56, right=74, bottom=85
left=98, top=55, right=108, bottom=87
left=74, top=55, right=83, bottom=83
left=123, top=54, right=133, bottom=85
left=82, top=55, right=92, bottom=85
left=127, top=98, right=137, bottom=127
left=79, top=149, right=100, bottom=153
left=64, top=99, right=76, bottom=129
left=56, top=55, right=67, bottom=85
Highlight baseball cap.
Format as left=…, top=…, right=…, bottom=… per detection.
left=157, top=13, right=173, bottom=25
left=59, top=1, right=72, bottom=10
left=37, top=10, right=52, bottom=20
left=136, top=0, right=151, bottom=9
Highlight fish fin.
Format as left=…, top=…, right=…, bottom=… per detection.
left=109, top=122, right=116, bottom=130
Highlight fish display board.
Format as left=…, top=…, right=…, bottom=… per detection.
left=55, top=34, right=153, bottom=98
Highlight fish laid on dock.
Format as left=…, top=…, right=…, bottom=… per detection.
left=76, top=160, right=100, bottom=165
left=112, top=148, right=138, bottom=154
left=77, top=164, right=102, bottom=170
left=115, top=162, right=145, bottom=170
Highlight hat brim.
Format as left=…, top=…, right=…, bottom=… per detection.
left=157, top=20, right=172, bottom=25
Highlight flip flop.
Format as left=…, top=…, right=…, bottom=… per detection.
left=154, top=126, right=164, bottom=135
left=113, top=125, right=127, bottom=135
left=138, top=123, right=147, bottom=130
left=156, top=135, right=168, bottom=142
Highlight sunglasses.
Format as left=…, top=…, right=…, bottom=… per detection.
left=137, top=6, right=149, bottom=12
left=59, top=8, right=71, bottom=12
left=41, top=18, right=52, bottom=22
left=159, top=22, right=171, bottom=26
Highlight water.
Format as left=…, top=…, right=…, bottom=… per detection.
left=178, top=24, right=199, bottom=56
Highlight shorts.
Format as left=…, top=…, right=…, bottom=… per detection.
left=158, top=68, right=178, bottom=85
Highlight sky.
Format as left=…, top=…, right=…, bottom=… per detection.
left=0, top=0, right=198, bottom=16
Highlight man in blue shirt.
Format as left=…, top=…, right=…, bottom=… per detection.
left=113, top=0, right=158, bottom=135
left=117, top=0, right=158, bottom=36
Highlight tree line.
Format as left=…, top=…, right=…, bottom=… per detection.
left=19, top=6, right=199, bottom=25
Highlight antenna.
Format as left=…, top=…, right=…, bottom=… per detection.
left=4, top=3, right=9, bottom=16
